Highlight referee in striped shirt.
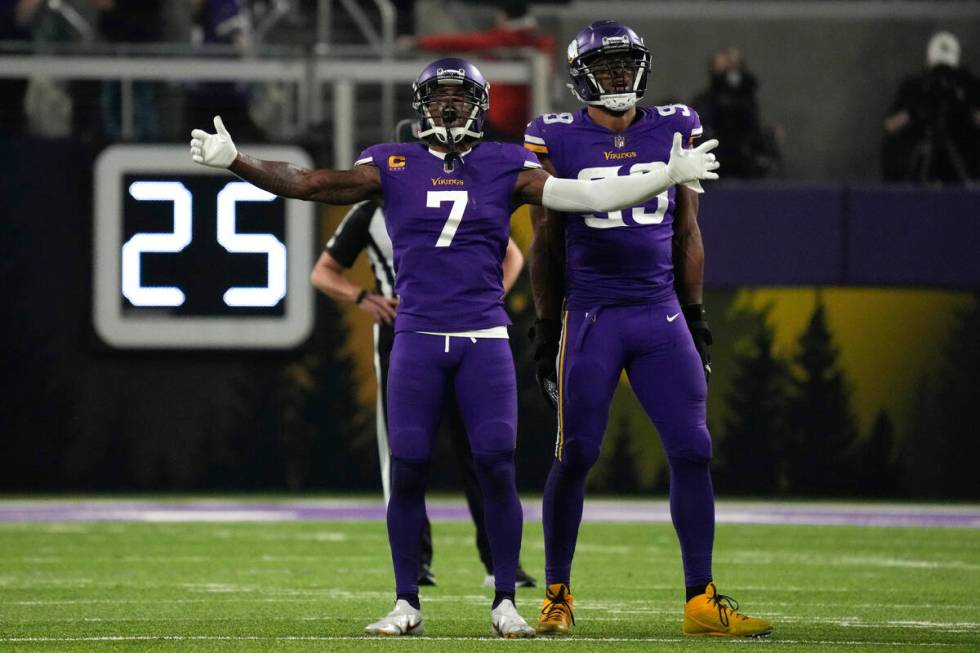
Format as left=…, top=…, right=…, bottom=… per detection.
left=310, top=120, right=535, bottom=588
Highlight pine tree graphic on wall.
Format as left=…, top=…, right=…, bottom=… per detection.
left=784, top=293, right=859, bottom=496
left=716, top=306, right=789, bottom=494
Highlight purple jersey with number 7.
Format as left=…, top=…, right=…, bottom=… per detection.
left=355, top=141, right=541, bottom=333
left=524, top=105, right=702, bottom=309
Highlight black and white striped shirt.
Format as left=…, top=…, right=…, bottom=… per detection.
left=325, top=201, right=396, bottom=299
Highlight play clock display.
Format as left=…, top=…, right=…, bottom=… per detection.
left=93, top=145, right=315, bottom=348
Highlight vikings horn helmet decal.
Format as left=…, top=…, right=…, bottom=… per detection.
left=567, top=20, right=651, bottom=112
left=412, top=57, right=490, bottom=145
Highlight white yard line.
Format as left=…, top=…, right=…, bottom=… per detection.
left=0, top=635, right=965, bottom=646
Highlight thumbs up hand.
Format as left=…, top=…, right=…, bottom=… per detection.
left=190, top=115, right=239, bottom=169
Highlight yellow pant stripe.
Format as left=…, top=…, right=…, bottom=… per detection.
left=556, top=310, right=569, bottom=462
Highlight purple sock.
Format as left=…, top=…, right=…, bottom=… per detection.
left=387, top=457, right=430, bottom=595
left=542, top=459, right=587, bottom=585
left=668, top=455, right=715, bottom=587
left=397, top=592, right=421, bottom=610
left=472, top=450, right=522, bottom=594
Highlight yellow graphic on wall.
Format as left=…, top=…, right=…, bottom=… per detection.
left=730, top=288, right=976, bottom=434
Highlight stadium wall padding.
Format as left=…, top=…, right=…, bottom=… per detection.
left=699, top=184, right=980, bottom=287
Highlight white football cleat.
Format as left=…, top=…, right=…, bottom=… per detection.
left=364, top=599, right=424, bottom=637
left=491, top=599, right=535, bottom=638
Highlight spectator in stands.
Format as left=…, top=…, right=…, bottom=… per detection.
left=185, top=0, right=264, bottom=142
left=24, top=1, right=105, bottom=141
left=391, top=0, right=415, bottom=39
left=93, top=0, right=164, bottom=140
left=0, top=0, right=44, bottom=132
left=882, top=31, right=980, bottom=183
left=402, top=0, right=553, bottom=140
left=691, top=46, right=781, bottom=179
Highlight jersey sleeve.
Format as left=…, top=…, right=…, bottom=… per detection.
left=684, top=107, right=704, bottom=146
left=354, top=144, right=382, bottom=167
left=652, top=104, right=704, bottom=148
left=495, top=143, right=542, bottom=175
left=523, top=116, right=550, bottom=157
left=522, top=146, right=542, bottom=169
left=324, top=201, right=376, bottom=267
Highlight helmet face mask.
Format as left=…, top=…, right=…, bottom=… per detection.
left=412, top=58, right=490, bottom=145
left=567, top=21, right=651, bottom=112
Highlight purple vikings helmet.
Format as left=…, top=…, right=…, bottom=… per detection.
left=412, top=57, right=490, bottom=145
left=567, top=20, right=651, bottom=112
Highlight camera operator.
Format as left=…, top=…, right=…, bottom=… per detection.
left=883, top=31, right=980, bottom=183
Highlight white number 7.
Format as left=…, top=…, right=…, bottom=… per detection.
left=428, top=190, right=468, bottom=247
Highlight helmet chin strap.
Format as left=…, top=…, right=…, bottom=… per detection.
left=441, top=106, right=462, bottom=172
left=567, top=83, right=638, bottom=112
left=597, top=92, right=638, bottom=112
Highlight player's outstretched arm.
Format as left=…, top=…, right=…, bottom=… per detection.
left=190, top=116, right=381, bottom=205
left=515, top=132, right=719, bottom=211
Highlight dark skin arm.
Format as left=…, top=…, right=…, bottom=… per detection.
left=511, top=164, right=577, bottom=319
left=227, top=151, right=562, bottom=304
left=673, top=184, right=712, bottom=383
left=229, top=153, right=383, bottom=205
left=229, top=142, right=552, bottom=207
left=516, top=163, right=565, bottom=409
left=672, top=185, right=704, bottom=305
left=512, top=166, right=552, bottom=206
left=525, top=157, right=566, bottom=321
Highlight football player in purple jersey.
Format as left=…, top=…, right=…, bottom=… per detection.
left=190, top=56, right=719, bottom=638
left=525, top=21, right=770, bottom=638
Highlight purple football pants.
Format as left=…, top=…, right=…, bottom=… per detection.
left=543, top=299, right=715, bottom=588
left=386, top=332, right=523, bottom=595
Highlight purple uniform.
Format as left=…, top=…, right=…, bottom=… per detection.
left=356, top=142, right=540, bottom=332
left=198, top=0, right=247, bottom=44
left=527, top=105, right=715, bottom=590
left=355, top=140, right=539, bottom=598
left=525, top=106, right=702, bottom=309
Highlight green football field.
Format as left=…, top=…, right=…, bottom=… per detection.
left=1, top=503, right=978, bottom=652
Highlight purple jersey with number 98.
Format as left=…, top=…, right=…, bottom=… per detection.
left=524, top=105, right=702, bottom=309
left=356, top=141, right=541, bottom=332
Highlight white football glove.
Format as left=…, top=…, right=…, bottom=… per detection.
left=665, top=132, right=720, bottom=193
left=190, top=115, right=238, bottom=168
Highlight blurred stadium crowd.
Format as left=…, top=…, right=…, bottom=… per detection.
left=2, top=0, right=977, bottom=181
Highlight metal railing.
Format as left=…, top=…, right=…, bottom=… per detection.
left=5, top=1, right=550, bottom=159
left=315, top=0, right=397, bottom=132
left=34, top=0, right=398, bottom=50
left=0, top=53, right=549, bottom=167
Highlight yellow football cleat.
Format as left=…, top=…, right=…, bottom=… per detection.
left=683, top=582, right=772, bottom=638
left=535, top=583, right=575, bottom=635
